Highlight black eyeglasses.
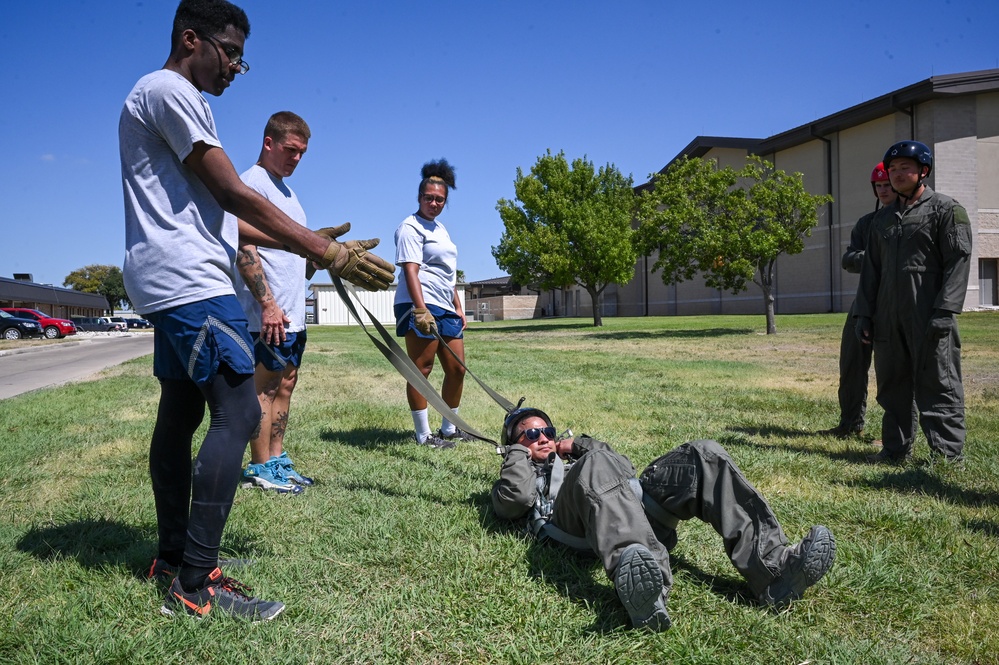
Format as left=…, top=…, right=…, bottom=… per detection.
left=200, top=33, right=249, bottom=74
left=421, top=194, right=446, bottom=204
left=519, top=427, right=556, bottom=442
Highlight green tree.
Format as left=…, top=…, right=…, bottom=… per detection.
left=493, top=150, right=637, bottom=326
left=64, top=264, right=131, bottom=314
left=636, top=156, right=832, bottom=334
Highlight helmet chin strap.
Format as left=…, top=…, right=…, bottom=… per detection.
left=893, top=168, right=927, bottom=207
left=898, top=180, right=925, bottom=207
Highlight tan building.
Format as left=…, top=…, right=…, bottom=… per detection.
left=542, top=67, right=999, bottom=319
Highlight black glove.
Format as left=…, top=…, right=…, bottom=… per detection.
left=855, top=316, right=873, bottom=344
left=926, top=310, right=956, bottom=339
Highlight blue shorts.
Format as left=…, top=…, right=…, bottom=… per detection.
left=394, top=303, right=464, bottom=340
left=252, top=329, right=307, bottom=372
left=145, top=296, right=255, bottom=385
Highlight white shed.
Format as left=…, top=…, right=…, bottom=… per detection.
left=309, top=281, right=465, bottom=326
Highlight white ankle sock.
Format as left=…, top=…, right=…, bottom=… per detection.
left=440, top=407, right=460, bottom=436
left=412, top=409, right=431, bottom=443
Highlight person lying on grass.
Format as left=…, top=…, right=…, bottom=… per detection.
left=491, top=407, right=836, bottom=631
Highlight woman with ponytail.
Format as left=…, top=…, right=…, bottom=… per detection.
left=393, top=159, right=469, bottom=449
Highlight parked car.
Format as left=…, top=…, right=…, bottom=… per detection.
left=0, top=309, right=45, bottom=340
left=109, top=316, right=151, bottom=330
left=1, top=307, right=77, bottom=339
left=70, top=316, right=126, bottom=332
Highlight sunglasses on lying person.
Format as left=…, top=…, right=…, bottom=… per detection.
left=519, top=427, right=557, bottom=442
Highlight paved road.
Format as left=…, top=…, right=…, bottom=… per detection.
left=0, top=334, right=154, bottom=400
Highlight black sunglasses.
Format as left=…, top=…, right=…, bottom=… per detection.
left=519, top=427, right=556, bottom=442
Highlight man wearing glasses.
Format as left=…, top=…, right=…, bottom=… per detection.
left=491, top=407, right=836, bottom=631
left=119, top=0, right=393, bottom=622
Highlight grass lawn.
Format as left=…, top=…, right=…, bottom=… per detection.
left=1, top=312, right=997, bottom=664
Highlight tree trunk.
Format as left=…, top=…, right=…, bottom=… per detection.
left=764, top=289, right=776, bottom=334
left=759, top=262, right=777, bottom=334
left=587, top=286, right=603, bottom=326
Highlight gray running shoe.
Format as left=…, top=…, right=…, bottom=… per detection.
left=437, top=428, right=475, bottom=442
left=161, top=567, right=284, bottom=622
left=613, top=544, right=671, bottom=631
left=147, top=558, right=177, bottom=586
left=418, top=433, right=456, bottom=450
left=759, top=525, right=836, bottom=607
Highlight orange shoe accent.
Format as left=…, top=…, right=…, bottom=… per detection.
left=170, top=571, right=222, bottom=617
left=173, top=585, right=214, bottom=616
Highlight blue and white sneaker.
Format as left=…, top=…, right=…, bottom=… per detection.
left=273, top=452, right=314, bottom=486
left=241, top=460, right=304, bottom=495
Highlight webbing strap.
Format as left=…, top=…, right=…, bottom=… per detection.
left=537, top=523, right=592, bottom=551
left=255, top=337, right=288, bottom=369
left=548, top=453, right=565, bottom=498
left=328, top=272, right=499, bottom=445
left=638, top=481, right=680, bottom=530
left=430, top=326, right=516, bottom=413
left=535, top=477, right=679, bottom=554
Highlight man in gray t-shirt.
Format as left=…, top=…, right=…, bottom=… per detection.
left=121, top=0, right=393, bottom=623
left=233, top=111, right=315, bottom=495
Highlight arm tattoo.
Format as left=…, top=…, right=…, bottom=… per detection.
left=236, top=247, right=258, bottom=268
left=237, top=246, right=274, bottom=304
left=250, top=274, right=269, bottom=299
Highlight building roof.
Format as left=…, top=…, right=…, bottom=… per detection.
left=635, top=137, right=762, bottom=193
left=469, top=276, right=512, bottom=286
left=639, top=67, right=999, bottom=188
left=0, top=276, right=108, bottom=308
left=758, top=67, right=999, bottom=154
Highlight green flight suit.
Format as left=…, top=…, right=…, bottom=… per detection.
left=837, top=210, right=877, bottom=432
left=491, top=437, right=793, bottom=599
left=854, top=187, right=972, bottom=460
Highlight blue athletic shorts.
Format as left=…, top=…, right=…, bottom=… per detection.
left=394, top=303, right=464, bottom=339
left=145, top=296, right=255, bottom=384
left=252, top=329, right=307, bottom=371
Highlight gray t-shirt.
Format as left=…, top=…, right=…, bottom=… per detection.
left=393, top=214, right=457, bottom=312
left=233, top=165, right=307, bottom=333
left=119, top=69, right=238, bottom=315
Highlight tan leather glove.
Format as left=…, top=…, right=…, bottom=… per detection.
left=412, top=307, right=437, bottom=335
left=315, top=226, right=395, bottom=291
left=306, top=223, right=351, bottom=280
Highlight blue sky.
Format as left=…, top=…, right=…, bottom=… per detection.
left=2, top=0, right=997, bottom=289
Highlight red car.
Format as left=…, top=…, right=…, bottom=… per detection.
left=0, top=307, right=78, bottom=339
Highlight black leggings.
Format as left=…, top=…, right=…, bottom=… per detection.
left=149, top=364, right=260, bottom=572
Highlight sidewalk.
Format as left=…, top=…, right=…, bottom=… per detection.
left=0, top=333, right=154, bottom=400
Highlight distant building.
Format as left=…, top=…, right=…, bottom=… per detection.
left=308, top=275, right=542, bottom=324
left=466, top=276, right=525, bottom=299
left=308, top=281, right=468, bottom=326
left=0, top=274, right=109, bottom=318
left=542, top=67, right=999, bottom=319
left=465, top=276, right=538, bottom=321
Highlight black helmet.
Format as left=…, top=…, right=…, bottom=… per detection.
left=501, top=407, right=554, bottom=447
left=882, top=141, right=933, bottom=176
